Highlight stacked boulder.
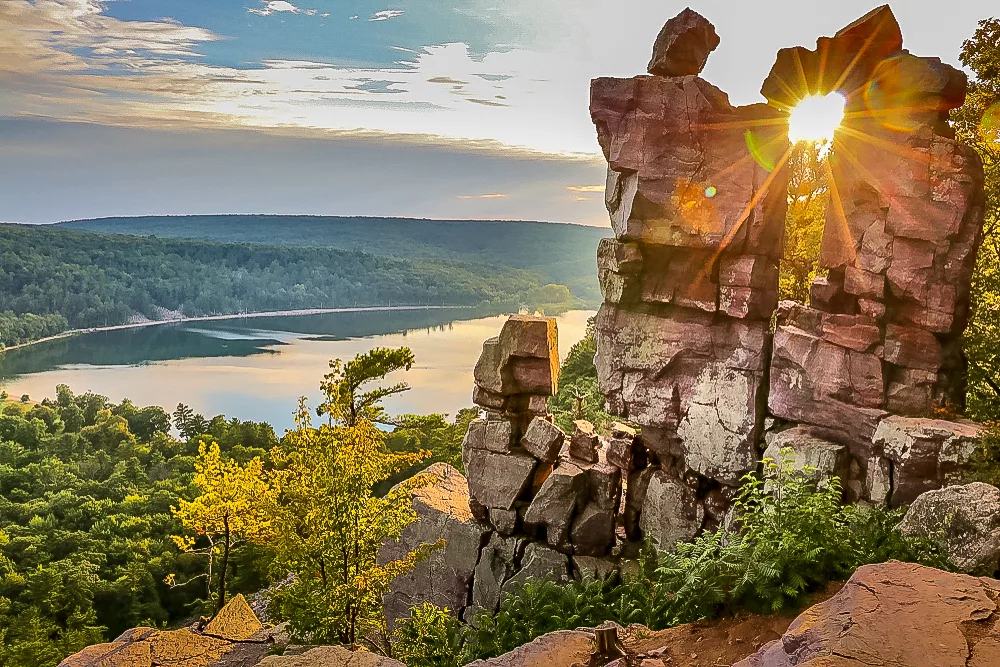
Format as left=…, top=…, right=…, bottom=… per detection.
left=590, top=5, right=987, bottom=525
left=590, top=8, right=789, bottom=542
left=460, top=315, right=649, bottom=617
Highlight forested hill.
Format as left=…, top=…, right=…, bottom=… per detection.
left=55, top=215, right=607, bottom=302
left=0, top=224, right=565, bottom=348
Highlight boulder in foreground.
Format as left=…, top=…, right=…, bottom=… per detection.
left=734, top=560, right=1000, bottom=667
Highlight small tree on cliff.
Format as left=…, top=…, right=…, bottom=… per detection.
left=318, top=347, right=415, bottom=426
left=170, top=440, right=272, bottom=612
left=266, top=401, right=441, bottom=646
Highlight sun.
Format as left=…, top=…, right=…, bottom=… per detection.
left=788, top=93, right=846, bottom=144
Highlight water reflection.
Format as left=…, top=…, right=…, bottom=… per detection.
left=0, top=309, right=594, bottom=433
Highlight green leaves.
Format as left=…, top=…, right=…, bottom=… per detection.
left=318, top=347, right=416, bottom=427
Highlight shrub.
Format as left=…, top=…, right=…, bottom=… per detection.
left=966, top=423, right=1000, bottom=487
left=392, top=603, right=465, bottom=667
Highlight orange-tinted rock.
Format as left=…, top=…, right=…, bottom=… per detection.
left=203, top=594, right=262, bottom=641
left=734, top=561, right=1000, bottom=667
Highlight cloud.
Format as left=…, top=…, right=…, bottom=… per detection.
left=248, top=1, right=316, bottom=17
left=370, top=10, right=404, bottom=22
left=567, top=185, right=605, bottom=193
left=479, top=193, right=508, bottom=199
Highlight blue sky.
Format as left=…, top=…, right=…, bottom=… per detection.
left=1, top=1, right=996, bottom=223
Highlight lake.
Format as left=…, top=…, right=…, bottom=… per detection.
left=0, top=308, right=594, bottom=432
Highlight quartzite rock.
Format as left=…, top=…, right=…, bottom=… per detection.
left=570, top=502, right=616, bottom=557
left=638, top=471, right=704, bottom=549
left=899, top=483, right=1000, bottom=575
left=647, top=8, right=720, bottom=77
left=463, top=448, right=537, bottom=511
left=469, top=533, right=523, bottom=619
left=762, top=427, right=852, bottom=485
left=734, top=561, right=1000, bottom=667
left=465, top=630, right=594, bottom=667
left=569, top=420, right=600, bottom=463
left=873, top=416, right=982, bottom=506
left=521, top=417, right=565, bottom=463
left=523, top=462, right=588, bottom=548
left=258, top=647, right=405, bottom=667
left=379, top=463, right=488, bottom=629
left=474, top=315, right=559, bottom=399
left=501, top=542, right=570, bottom=597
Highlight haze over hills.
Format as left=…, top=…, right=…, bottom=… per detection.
left=56, top=215, right=608, bottom=303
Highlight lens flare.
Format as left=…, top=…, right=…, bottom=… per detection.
left=705, top=186, right=717, bottom=198
left=788, top=93, right=846, bottom=144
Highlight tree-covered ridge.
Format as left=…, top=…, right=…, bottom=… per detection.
left=0, top=225, right=572, bottom=349
left=55, top=215, right=606, bottom=304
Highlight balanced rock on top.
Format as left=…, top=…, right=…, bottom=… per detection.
left=647, top=8, right=720, bottom=77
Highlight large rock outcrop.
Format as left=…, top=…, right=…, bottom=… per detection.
left=379, top=463, right=488, bottom=629
left=590, top=4, right=986, bottom=523
left=734, top=561, right=1000, bottom=667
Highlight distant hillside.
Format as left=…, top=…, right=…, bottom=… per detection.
left=56, top=216, right=608, bottom=303
left=0, top=225, right=564, bottom=349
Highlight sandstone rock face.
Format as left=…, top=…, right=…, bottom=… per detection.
left=379, top=463, right=488, bottom=629
left=58, top=595, right=273, bottom=667
left=872, top=417, right=983, bottom=506
left=465, top=630, right=594, bottom=667
left=258, top=646, right=405, bottom=667
left=734, top=561, right=1000, bottom=667
left=899, top=483, right=1000, bottom=575
left=591, top=3, right=986, bottom=529
left=647, top=7, right=720, bottom=77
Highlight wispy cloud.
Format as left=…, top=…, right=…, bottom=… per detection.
left=370, top=10, right=404, bottom=22
left=566, top=185, right=605, bottom=193
left=458, top=193, right=509, bottom=199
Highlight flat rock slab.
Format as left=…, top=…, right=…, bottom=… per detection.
left=734, top=561, right=1000, bottom=667
left=258, top=646, right=404, bottom=667
left=465, top=630, right=594, bottom=667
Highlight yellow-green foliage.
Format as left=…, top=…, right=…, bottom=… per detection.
left=265, top=405, right=441, bottom=646
left=170, top=441, right=272, bottom=611
left=780, top=141, right=830, bottom=303
left=954, top=17, right=1000, bottom=421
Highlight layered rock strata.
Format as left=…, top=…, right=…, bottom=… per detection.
left=590, top=6, right=788, bottom=538
left=459, top=315, right=654, bottom=616
left=591, top=5, right=986, bottom=520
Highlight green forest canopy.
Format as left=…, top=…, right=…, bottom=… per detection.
left=55, top=216, right=606, bottom=304
left=0, top=224, right=578, bottom=349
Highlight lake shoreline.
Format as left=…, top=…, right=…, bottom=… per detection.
left=0, top=305, right=472, bottom=353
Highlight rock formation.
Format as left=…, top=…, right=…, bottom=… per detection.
left=379, top=462, right=488, bottom=629
left=589, top=4, right=986, bottom=527
left=58, top=594, right=275, bottom=667
left=734, top=561, right=1000, bottom=666
left=899, top=482, right=1000, bottom=575
left=459, top=315, right=647, bottom=616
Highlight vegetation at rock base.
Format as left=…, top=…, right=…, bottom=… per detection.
left=956, top=17, right=1000, bottom=422
left=548, top=316, right=613, bottom=434
left=392, top=602, right=465, bottom=667
left=0, top=224, right=577, bottom=349
left=460, top=453, right=950, bottom=662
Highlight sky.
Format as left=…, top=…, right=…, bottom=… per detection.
left=0, top=0, right=996, bottom=224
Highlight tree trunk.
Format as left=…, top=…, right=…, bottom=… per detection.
left=217, top=517, right=230, bottom=612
